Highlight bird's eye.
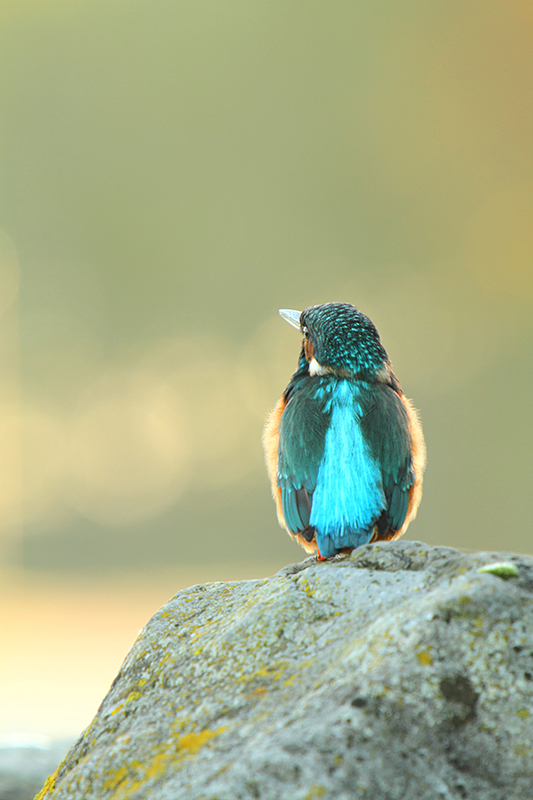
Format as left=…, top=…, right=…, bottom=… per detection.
left=301, top=326, right=308, bottom=337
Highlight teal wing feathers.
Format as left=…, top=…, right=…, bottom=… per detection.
left=359, top=383, right=415, bottom=534
left=277, top=378, right=331, bottom=536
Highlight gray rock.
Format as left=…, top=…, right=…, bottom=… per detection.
left=36, top=541, right=533, bottom=799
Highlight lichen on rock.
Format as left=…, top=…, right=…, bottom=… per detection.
left=36, top=540, right=533, bottom=800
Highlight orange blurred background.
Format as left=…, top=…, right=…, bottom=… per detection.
left=0, top=0, right=532, bottom=740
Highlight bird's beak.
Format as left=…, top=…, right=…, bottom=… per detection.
left=279, top=308, right=302, bottom=331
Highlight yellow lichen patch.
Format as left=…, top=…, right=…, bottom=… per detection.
left=34, top=770, right=58, bottom=800
left=417, top=650, right=433, bottom=666
left=103, top=751, right=168, bottom=799
left=190, top=620, right=217, bottom=640
left=172, top=715, right=192, bottom=733
left=247, top=686, right=268, bottom=698
left=517, top=709, right=530, bottom=719
left=142, top=752, right=174, bottom=781
left=305, top=785, right=327, bottom=799
left=126, top=691, right=141, bottom=703
left=515, top=745, right=527, bottom=757
left=239, top=666, right=284, bottom=685
left=459, top=596, right=471, bottom=604
left=102, top=727, right=228, bottom=799
left=111, top=703, right=124, bottom=716
left=103, top=766, right=129, bottom=791
left=279, top=657, right=316, bottom=689
left=82, top=719, right=97, bottom=740
left=253, top=668, right=270, bottom=678
left=177, top=727, right=225, bottom=753
left=153, top=653, right=173, bottom=678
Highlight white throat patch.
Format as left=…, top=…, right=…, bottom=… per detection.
left=308, top=357, right=327, bottom=376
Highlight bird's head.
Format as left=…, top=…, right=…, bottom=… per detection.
left=280, top=302, right=392, bottom=381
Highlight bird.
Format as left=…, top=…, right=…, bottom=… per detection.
left=263, top=302, right=426, bottom=559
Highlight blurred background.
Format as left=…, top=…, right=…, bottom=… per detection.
left=0, top=0, right=532, bottom=761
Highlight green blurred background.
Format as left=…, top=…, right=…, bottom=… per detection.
left=1, top=0, right=533, bottom=738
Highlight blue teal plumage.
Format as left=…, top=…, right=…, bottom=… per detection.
left=263, top=302, right=426, bottom=559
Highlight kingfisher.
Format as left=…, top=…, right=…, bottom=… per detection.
left=263, top=302, right=426, bottom=559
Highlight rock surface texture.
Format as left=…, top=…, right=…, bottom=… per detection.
left=37, top=541, right=533, bottom=800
